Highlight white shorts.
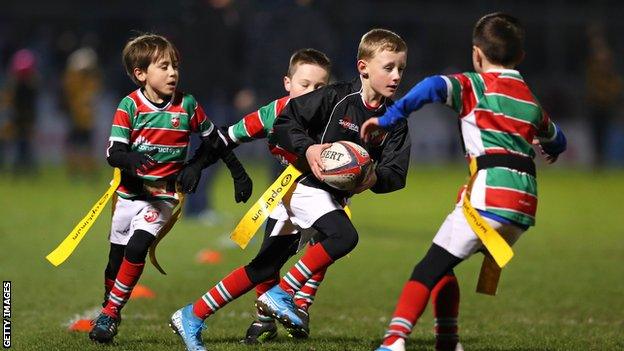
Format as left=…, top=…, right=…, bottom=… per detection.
left=432, top=205, right=526, bottom=259
left=267, top=203, right=318, bottom=251
left=109, top=196, right=177, bottom=245
left=283, top=183, right=344, bottom=229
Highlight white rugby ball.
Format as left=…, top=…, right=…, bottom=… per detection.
left=320, top=141, right=372, bottom=191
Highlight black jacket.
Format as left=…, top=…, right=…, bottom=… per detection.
left=270, top=78, right=411, bottom=195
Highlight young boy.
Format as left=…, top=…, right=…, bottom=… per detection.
left=89, top=34, right=251, bottom=344
left=360, top=13, right=567, bottom=351
left=227, top=48, right=333, bottom=343
left=168, top=48, right=332, bottom=349
left=249, top=27, right=411, bottom=340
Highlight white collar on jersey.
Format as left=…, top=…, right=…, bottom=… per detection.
left=136, top=88, right=174, bottom=111
left=485, top=68, right=520, bottom=75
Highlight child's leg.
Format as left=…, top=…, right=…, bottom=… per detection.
left=279, top=210, right=356, bottom=295
left=294, top=243, right=328, bottom=311
left=102, top=230, right=154, bottom=318
left=431, top=272, right=460, bottom=351
left=192, top=232, right=300, bottom=320
left=252, top=217, right=298, bottom=319
left=103, top=243, right=125, bottom=307
left=381, top=244, right=461, bottom=347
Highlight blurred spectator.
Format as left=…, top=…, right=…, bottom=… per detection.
left=62, top=46, right=101, bottom=178
left=5, top=49, right=39, bottom=174
left=585, top=25, right=623, bottom=168
left=179, top=0, right=247, bottom=223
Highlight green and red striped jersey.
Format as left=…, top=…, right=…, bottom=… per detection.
left=109, top=89, right=215, bottom=199
left=227, top=96, right=290, bottom=143
left=442, top=69, right=556, bottom=226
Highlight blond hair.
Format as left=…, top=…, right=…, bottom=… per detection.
left=357, top=28, right=407, bottom=60
left=122, top=34, right=179, bottom=86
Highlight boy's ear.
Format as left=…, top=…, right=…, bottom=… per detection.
left=357, top=59, right=368, bottom=79
left=472, top=46, right=484, bottom=70
left=283, top=76, right=291, bottom=93
left=133, top=67, right=146, bottom=83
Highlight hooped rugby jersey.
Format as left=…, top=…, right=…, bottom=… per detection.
left=228, top=96, right=290, bottom=143
left=109, top=89, right=215, bottom=199
left=441, top=69, right=556, bottom=226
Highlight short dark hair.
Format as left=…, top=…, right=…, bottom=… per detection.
left=122, top=34, right=180, bottom=86
left=287, top=48, right=331, bottom=77
left=473, top=13, right=525, bottom=66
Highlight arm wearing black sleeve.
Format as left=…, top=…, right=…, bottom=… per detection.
left=271, top=87, right=337, bottom=158
left=106, top=141, right=131, bottom=168
left=370, top=119, right=411, bottom=194
left=106, top=141, right=156, bottom=175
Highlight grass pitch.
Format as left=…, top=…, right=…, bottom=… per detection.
left=1, top=164, right=622, bottom=350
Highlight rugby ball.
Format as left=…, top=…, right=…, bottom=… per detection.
left=320, top=141, right=372, bottom=191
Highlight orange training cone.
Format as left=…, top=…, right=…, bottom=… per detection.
left=68, top=319, right=92, bottom=332
left=196, top=249, right=222, bottom=264
left=130, top=284, right=156, bottom=299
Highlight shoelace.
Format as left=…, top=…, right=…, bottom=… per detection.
left=95, top=315, right=116, bottom=329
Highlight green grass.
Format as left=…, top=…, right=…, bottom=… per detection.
left=1, top=164, right=623, bottom=350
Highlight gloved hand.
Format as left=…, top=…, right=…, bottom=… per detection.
left=176, top=161, right=203, bottom=193
left=233, top=172, right=253, bottom=203
left=537, top=124, right=567, bottom=163
left=125, top=149, right=157, bottom=175
left=222, top=151, right=253, bottom=203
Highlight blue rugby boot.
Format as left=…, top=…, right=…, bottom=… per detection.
left=169, top=304, right=206, bottom=351
left=255, top=285, right=306, bottom=333
left=285, top=307, right=309, bottom=339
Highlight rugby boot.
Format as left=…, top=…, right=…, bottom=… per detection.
left=375, top=338, right=406, bottom=351
left=255, top=285, right=305, bottom=332
left=285, top=307, right=309, bottom=339
left=89, top=312, right=121, bottom=343
left=169, top=304, right=206, bottom=351
left=240, top=319, right=278, bottom=344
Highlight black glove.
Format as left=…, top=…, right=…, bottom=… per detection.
left=176, top=161, right=203, bottom=193
left=124, top=149, right=157, bottom=175
left=233, top=172, right=253, bottom=203
left=222, top=151, right=252, bottom=203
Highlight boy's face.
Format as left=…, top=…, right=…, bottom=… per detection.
left=284, top=63, right=330, bottom=98
left=134, top=52, right=179, bottom=100
left=358, top=49, right=407, bottom=98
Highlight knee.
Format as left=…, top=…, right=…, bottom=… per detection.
left=124, top=230, right=155, bottom=263
left=324, top=224, right=359, bottom=260
left=410, top=244, right=461, bottom=289
left=245, top=262, right=278, bottom=285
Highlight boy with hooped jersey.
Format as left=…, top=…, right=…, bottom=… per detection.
left=169, top=48, right=332, bottom=349
left=88, top=34, right=250, bottom=344
left=361, top=13, right=567, bottom=351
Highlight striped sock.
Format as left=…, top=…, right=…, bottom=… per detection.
left=279, top=243, right=333, bottom=296
left=382, top=281, right=430, bottom=346
left=192, top=267, right=253, bottom=320
left=102, top=259, right=144, bottom=318
left=102, top=278, right=115, bottom=307
left=255, top=274, right=278, bottom=321
left=432, top=275, right=460, bottom=351
left=294, top=267, right=327, bottom=310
